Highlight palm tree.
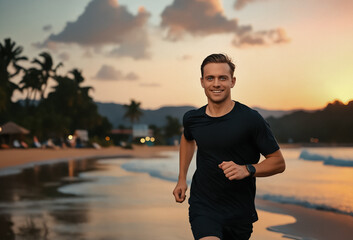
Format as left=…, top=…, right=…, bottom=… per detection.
left=19, top=67, right=42, bottom=106
left=164, top=115, right=182, bottom=138
left=32, top=52, right=62, bottom=100
left=0, top=38, right=27, bottom=111
left=70, top=68, right=93, bottom=99
left=45, top=68, right=97, bottom=132
left=123, top=99, right=143, bottom=125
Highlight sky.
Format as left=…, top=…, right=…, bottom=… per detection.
left=0, top=0, right=352, bottom=110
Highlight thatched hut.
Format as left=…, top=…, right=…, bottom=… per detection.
left=0, top=121, right=30, bottom=148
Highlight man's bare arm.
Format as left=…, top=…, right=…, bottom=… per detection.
left=219, top=149, right=285, bottom=180
left=253, top=149, right=285, bottom=177
left=173, top=134, right=196, bottom=203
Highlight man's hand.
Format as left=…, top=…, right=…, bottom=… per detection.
left=218, top=161, right=250, bottom=180
left=173, top=180, right=188, bottom=203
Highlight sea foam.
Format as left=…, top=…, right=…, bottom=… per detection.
left=299, top=149, right=353, bottom=167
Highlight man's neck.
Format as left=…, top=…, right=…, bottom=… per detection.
left=206, top=99, right=235, bottom=117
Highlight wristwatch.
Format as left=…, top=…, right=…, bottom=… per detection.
left=246, top=164, right=256, bottom=177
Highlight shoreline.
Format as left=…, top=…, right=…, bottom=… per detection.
left=2, top=143, right=352, bottom=170
left=1, top=146, right=353, bottom=239
left=256, top=198, right=353, bottom=240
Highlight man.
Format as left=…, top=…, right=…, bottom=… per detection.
left=173, top=53, right=285, bottom=240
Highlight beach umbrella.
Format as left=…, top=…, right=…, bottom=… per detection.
left=0, top=121, right=30, bottom=135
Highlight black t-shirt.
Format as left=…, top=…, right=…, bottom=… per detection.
left=183, top=101, right=279, bottom=224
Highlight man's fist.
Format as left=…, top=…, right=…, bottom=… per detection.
left=173, top=181, right=188, bottom=203
left=218, top=161, right=250, bottom=180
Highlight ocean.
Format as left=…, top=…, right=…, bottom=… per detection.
left=0, top=147, right=352, bottom=239
left=121, top=147, right=353, bottom=217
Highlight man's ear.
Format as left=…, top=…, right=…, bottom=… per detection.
left=231, top=77, right=236, bottom=88
left=200, top=77, right=205, bottom=88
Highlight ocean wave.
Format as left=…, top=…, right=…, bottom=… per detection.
left=258, top=193, right=353, bottom=217
left=299, top=149, right=353, bottom=167
left=122, top=163, right=178, bottom=182
left=121, top=159, right=195, bottom=184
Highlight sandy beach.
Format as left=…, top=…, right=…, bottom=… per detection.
left=0, top=145, right=179, bottom=169
left=1, top=146, right=352, bottom=240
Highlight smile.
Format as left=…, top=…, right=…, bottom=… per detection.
left=211, top=90, right=223, bottom=93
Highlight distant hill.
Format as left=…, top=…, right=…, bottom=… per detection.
left=95, top=102, right=196, bottom=127
left=16, top=99, right=296, bottom=128
left=267, top=100, right=353, bottom=143
left=252, top=107, right=300, bottom=119
left=95, top=101, right=294, bottom=128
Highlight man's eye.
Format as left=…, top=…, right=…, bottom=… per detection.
left=207, top=77, right=213, bottom=80
left=220, top=77, right=227, bottom=80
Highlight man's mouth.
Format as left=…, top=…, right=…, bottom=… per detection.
left=211, top=90, right=223, bottom=93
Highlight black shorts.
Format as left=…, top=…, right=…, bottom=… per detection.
left=190, top=215, right=253, bottom=240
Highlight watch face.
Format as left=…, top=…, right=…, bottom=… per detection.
left=247, top=164, right=256, bottom=176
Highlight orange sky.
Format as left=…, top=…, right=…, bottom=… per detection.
left=1, top=0, right=352, bottom=110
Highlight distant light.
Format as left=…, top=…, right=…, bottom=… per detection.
left=68, top=135, right=73, bottom=140
left=140, top=138, right=146, bottom=144
left=0, top=127, right=2, bottom=132
left=151, top=137, right=155, bottom=142
left=145, top=136, right=150, bottom=141
left=105, top=136, right=110, bottom=141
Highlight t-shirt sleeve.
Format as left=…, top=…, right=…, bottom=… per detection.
left=253, top=112, right=280, bottom=156
left=183, top=111, right=194, bottom=141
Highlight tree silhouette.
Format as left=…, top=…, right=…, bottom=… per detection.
left=164, top=115, right=182, bottom=138
left=46, top=69, right=93, bottom=128
left=0, top=38, right=27, bottom=112
left=31, top=52, right=62, bottom=100
left=123, top=99, right=143, bottom=125
left=19, top=67, right=42, bottom=106
left=0, top=38, right=112, bottom=144
left=267, top=100, right=353, bottom=143
left=37, top=68, right=112, bottom=139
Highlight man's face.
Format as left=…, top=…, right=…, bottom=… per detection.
left=201, top=63, right=236, bottom=104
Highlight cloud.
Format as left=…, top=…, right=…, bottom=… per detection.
left=125, top=72, right=139, bottom=81
left=94, top=64, right=139, bottom=81
left=139, top=83, right=161, bottom=87
left=57, top=52, right=70, bottom=61
left=32, top=40, right=57, bottom=50
left=233, top=28, right=290, bottom=47
left=234, top=0, right=266, bottom=10
left=43, top=24, right=52, bottom=32
left=161, top=0, right=241, bottom=41
left=160, top=0, right=289, bottom=47
left=82, top=50, right=93, bottom=58
left=108, top=29, right=150, bottom=59
left=38, top=0, right=151, bottom=59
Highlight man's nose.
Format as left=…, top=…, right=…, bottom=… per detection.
left=213, top=78, right=221, bottom=87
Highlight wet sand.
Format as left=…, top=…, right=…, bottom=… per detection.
left=0, top=145, right=178, bottom=169
left=256, top=198, right=353, bottom=240
left=1, top=146, right=352, bottom=239
left=82, top=158, right=295, bottom=240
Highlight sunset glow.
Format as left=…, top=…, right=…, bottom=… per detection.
left=0, top=0, right=352, bottom=110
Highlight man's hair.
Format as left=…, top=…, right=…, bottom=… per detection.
left=200, top=53, right=235, bottom=77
